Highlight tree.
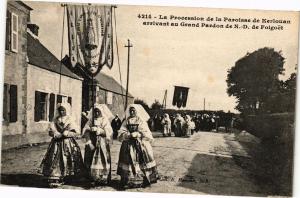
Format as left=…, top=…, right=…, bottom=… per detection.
left=281, top=72, right=296, bottom=112
left=226, top=47, right=285, bottom=114
left=151, top=100, right=163, bottom=110
left=134, top=98, right=150, bottom=113
left=257, top=72, right=297, bottom=113
left=284, top=72, right=297, bottom=92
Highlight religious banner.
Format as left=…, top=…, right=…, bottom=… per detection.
left=66, top=4, right=113, bottom=76
left=172, top=86, right=189, bottom=108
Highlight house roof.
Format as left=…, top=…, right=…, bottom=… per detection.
left=94, top=72, right=133, bottom=98
left=16, top=1, right=33, bottom=11
left=61, top=55, right=133, bottom=98
left=27, top=32, right=82, bottom=80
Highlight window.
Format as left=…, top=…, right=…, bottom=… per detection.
left=57, top=94, right=63, bottom=104
left=35, top=92, right=73, bottom=122
left=3, top=84, right=9, bottom=121
left=5, top=11, right=11, bottom=50
left=3, top=83, right=18, bottom=123
left=9, top=84, right=18, bottom=122
left=62, top=96, right=68, bottom=104
left=5, top=11, right=18, bottom=52
left=57, top=94, right=70, bottom=104
left=106, top=92, right=113, bottom=105
left=67, top=96, right=72, bottom=106
left=48, top=93, right=55, bottom=121
left=40, top=92, right=48, bottom=120
left=11, top=12, right=18, bottom=52
left=57, top=94, right=67, bottom=104
left=34, top=91, right=49, bottom=122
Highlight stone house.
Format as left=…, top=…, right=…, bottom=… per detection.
left=2, top=1, right=83, bottom=149
left=2, top=1, right=134, bottom=150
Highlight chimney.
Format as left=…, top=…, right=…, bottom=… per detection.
left=27, top=23, right=39, bottom=37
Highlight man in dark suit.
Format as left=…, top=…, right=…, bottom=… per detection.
left=111, top=114, right=122, bottom=139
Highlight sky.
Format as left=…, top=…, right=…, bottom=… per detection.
left=23, top=1, right=299, bottom=113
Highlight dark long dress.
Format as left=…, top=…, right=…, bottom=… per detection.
left=40, top=116, right=85, bottom=185
left=174, top=116, right=184, bottom=137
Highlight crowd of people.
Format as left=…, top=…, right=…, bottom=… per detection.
left=159, top=113, right=196, bottom=137
left=38, top=103, right=236, bottom=189
left=40, top=103, right=158, bottom=189
left=149, top=111, right=235, bottom=136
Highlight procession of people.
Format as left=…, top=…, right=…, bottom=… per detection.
left=40, top=102, right=158, bottom=190
left=39, top=100, right=235, bottom=189
left=150, top=111, right=235, bottom=137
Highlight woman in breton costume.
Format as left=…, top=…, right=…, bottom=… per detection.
left=40, top=103, right=84, bottom=188
left=182, top=115, right=195, bottom=137
left=117, top=104, right=159, bottom=188
left=82, top=104, right=113, bottom=186
left=173, top=113, right=185, bottom=137
left=161, top=113, right=172, bottom=137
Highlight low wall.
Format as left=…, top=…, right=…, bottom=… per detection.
left=244, top=113, right=295, bottom=140
left=244, top=113, right=295, bottom=195
left=1, top=132, right=51, bottom=150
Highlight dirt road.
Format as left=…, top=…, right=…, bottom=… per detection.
left=1, top=131, right=271, bottom=196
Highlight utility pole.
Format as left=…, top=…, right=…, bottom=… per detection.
left=162, top=90, right=167, bottom=109
left=124, top=39, right=133, bottom=111
left=204, top=98, right=206, bottom=111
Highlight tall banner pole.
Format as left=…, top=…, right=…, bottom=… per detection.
left=59, top=4, right=66, bottom=94
left=66, top=3, right=115, bottom=125
left=92, top=75, right=95, bottom=126
left=125, top=39, right=133, bottom=111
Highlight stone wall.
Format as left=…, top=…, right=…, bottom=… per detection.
left=2, top=65, right=83, bottom=150
left=26, top=65, right=83, bottom=134
left=2, top=2, right=30, bottom=136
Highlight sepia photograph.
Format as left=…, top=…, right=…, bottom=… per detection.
left=0, top=0, right=299, bottom=197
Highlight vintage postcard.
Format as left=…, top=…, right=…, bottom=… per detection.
left=1, top=0, right=299, bottom=197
